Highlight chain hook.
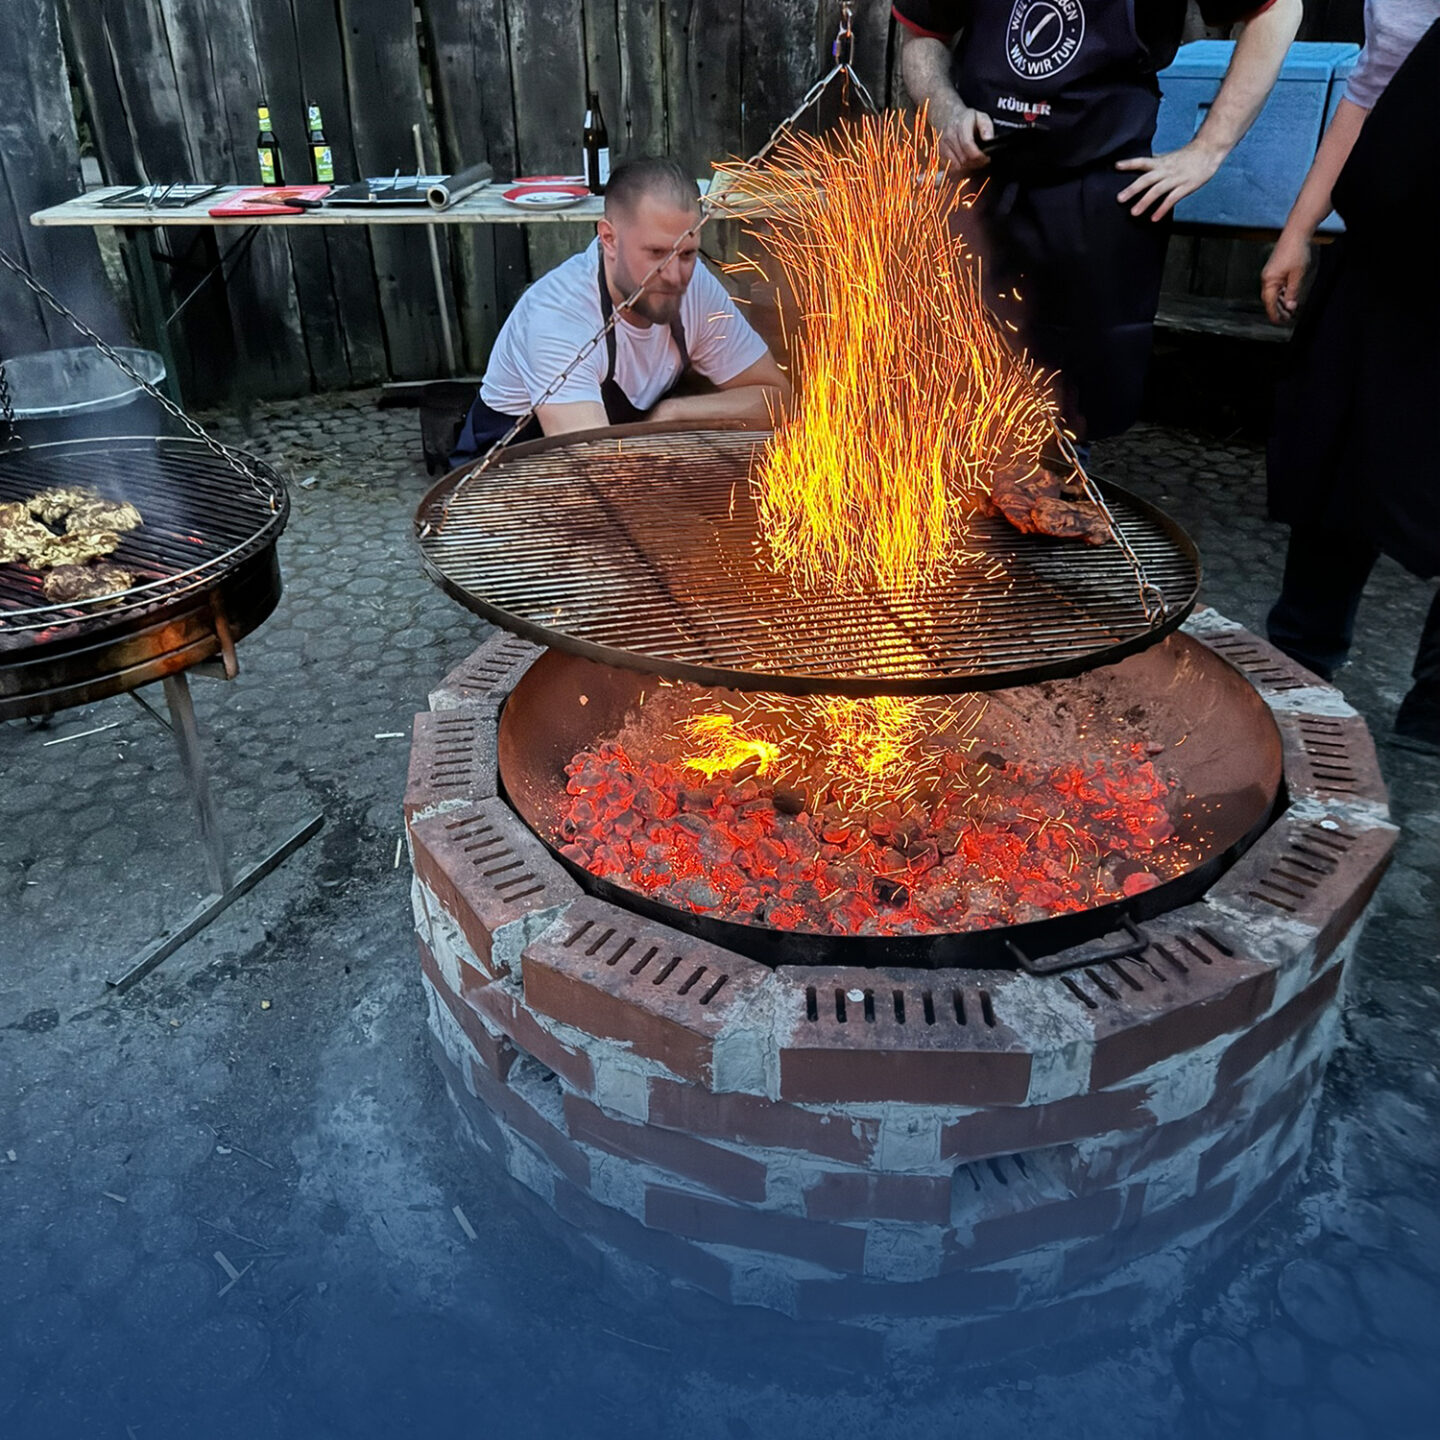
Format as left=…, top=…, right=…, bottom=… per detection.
left=832, top=2, right=856, bottom=69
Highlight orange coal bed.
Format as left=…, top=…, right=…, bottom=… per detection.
left=403, top=613, right=1395, bottom=1360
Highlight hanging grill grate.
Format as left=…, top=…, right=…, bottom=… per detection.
left=0, top=435, right=286, bottom=650
left=415, top=423, right=1201, bottom=697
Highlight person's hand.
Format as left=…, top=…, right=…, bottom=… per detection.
left=930, top=98, right=994, bottom=173
left=1261, top=227, right=1312, bottom=324
left=1115, top=143, right=1225, bottom=221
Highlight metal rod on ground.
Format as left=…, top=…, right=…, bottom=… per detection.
left=415, top=124, right=458, bottom=376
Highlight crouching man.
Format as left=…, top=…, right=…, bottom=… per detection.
left=451, top=156, right=790, bottom=465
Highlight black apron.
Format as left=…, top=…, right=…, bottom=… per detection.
left=955, top=1, right=1172, bottom=440
left=1267, top=19, right=1440, bottom=578
left=450, top=252, right=689, bottom=465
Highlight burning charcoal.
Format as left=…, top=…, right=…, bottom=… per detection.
left=873, top=876, right=909, bottom=906
left=771, top=785, right=806, bottom=815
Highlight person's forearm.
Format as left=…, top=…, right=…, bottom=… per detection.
left=1279, top=97, right=1369, bottom=239
left=652, top=386, right=783, bottom=425
left=1193, top=0, right=1303, bottom=160
left=901, top=35, right=964, bottom=118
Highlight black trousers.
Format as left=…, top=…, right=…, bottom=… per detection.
left=1267, top=524, right=1440, bottom=739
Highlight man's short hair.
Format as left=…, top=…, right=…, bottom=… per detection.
left=603, top=156, right=700, bottom=217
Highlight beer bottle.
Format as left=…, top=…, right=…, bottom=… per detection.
left=583, top=90, right=609, bottom=196
left=256, top=102, right=284, bottom=186
left=307, top=102, right=335, bottom=184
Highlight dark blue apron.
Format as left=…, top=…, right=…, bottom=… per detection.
left=955, top=1, right=1171, bottom=440
left=450, top=252, right=689, bottom=466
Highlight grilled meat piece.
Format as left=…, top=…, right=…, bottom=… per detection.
left=0, top=502, right=56, bottom=564
left=27, top=487, right=142, bottom=535
left=986, top=463, right=1110, bottom=546
left=24, top=529, right=123, bottom=568
left=41, top=562, right=134, bottom=603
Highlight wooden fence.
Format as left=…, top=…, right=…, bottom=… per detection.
left=0, top=0, right=1364, bottom=404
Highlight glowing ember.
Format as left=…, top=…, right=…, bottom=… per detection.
left=714, top=111, right=1061, bottom=593
left=556, top=688, right=1188, bottom=938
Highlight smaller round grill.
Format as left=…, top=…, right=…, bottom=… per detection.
left=1, top=435, right=288, bottom=717
left=415, top=423, right=1200, bottom=697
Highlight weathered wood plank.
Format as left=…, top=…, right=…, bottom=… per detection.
left=282, top=0, right=388, bottom=385
left=0, top=0, right=130, bottom=370
left=337, top=0, right=450, bottom=379
left=508, top=0, right=593, bottom=280
left=421, top=0, right=527, bottom=368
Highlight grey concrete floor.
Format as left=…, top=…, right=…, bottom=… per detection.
left=1, top=395, right=1437, bottom=1440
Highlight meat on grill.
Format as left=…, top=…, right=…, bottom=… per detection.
left=41, top=562, right=135, bottom=603
left=986, top=463, right=1110, bottom=545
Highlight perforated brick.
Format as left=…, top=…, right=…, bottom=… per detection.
left=775, top=967, right=1031, bottom=1106
left=403, top=710, right=497, bottom=821
left=521, top=898, right=771, bottom=1085
left=1276, top=711, right=1388, bottom=808
left=409, top=798, right=581, bottom=976
left=1208, top=812, right=1397, bottom=965
left=429, top=633, right=543, bottom=712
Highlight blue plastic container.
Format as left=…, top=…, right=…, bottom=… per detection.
left=1154, top=40, right=1361, bottom=228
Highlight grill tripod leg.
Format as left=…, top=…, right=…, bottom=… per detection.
left=163, top=671, right=234, bottom=894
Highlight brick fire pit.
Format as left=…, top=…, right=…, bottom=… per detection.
left=405, top=612, right=1395, bottom=1361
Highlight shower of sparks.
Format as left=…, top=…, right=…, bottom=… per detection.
left=713, top=109, right=1061, bottom=595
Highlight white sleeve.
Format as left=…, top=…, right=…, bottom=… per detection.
left=684, top=265, right=771, bottom=384
left=510, top=294, right=609, bottom=408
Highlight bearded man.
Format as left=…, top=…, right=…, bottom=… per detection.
left=451, top=156, right=789, bottom=464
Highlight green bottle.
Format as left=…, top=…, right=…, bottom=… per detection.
left=256, top=102, right=283, bottom=186
left=307, top=102, right=335, bottom=184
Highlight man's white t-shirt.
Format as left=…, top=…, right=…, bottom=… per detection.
left=479, top=238, right=769, bottom=416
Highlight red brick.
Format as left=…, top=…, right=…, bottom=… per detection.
left=795, top=1264, right=1020, bottom=1321
left=1276, top=711, right=1389, bottom=809
left=428, top=633, right=543, bottom=711
left=1208, top=814, right=1395, bottom=968
left=1196, top=1058, right=1324, bottom=1189
left=1074, top=916, right=1278, bottom=1090
left=465, top=972, right=595, bottom=1094
left=552, top=1176, right=734, bottom=1301
left=1060, top=1176, right=1239, bottom=1288
left=645, top=1185, right=867, bottom=1272
left=521, top=898, right=770, bottom=1085
left=775, top=968, right=1031, bottom=1106
left=419, top=938, right=517, bottom=1082
left=941, top=1186, right=1135, bottom=1271
left=563, top=1094, right=767, bottom=1202
left=802, top=1171, right=952, bottom=1225
left=941, top=1086, right=1154, bottom=1164
left=935, top=1281, right=1156, bottom=1366
left=647, top=1077, right=880, bottom=1165
left=1214, top=962, right=1344, bottom=1091
left=426, top=1028, right=507, bottom=1158
left=466, top=1051, right=592, bottom=1188
left=403, top=710, right=497, bottom=821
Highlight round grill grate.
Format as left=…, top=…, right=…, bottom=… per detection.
left=415, top=423, right=1201, bottom=696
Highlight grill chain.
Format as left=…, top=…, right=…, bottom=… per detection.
left=0, top=246, right=278, bottom=511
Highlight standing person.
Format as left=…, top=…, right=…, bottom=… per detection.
left=451, top=156, right=789, bottom=466
left=893, top=0, right=1301, bottom=443
left=1262, top=8, right=1440, bottom=752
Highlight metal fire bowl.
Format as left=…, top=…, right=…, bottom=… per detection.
left=497, top=635, right=1285, bottom=970
left=0, top=436, right=288, bottom=720
left=414, top=422, right=1202, bottom=698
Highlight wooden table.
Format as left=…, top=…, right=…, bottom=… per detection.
left=30, top=183, right=614, bottom=402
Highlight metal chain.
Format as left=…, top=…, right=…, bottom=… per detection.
left=0, top=245, right=278, bottom=510
left=0, top=357, right=17, bottom=448
left=431, top=10, right=878, bottom=532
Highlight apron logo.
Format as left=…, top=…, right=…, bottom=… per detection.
left=1005, top=0, right=1085, bottom=81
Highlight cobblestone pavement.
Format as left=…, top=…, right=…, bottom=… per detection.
left=0, top=395, right=1436, bottom=1440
